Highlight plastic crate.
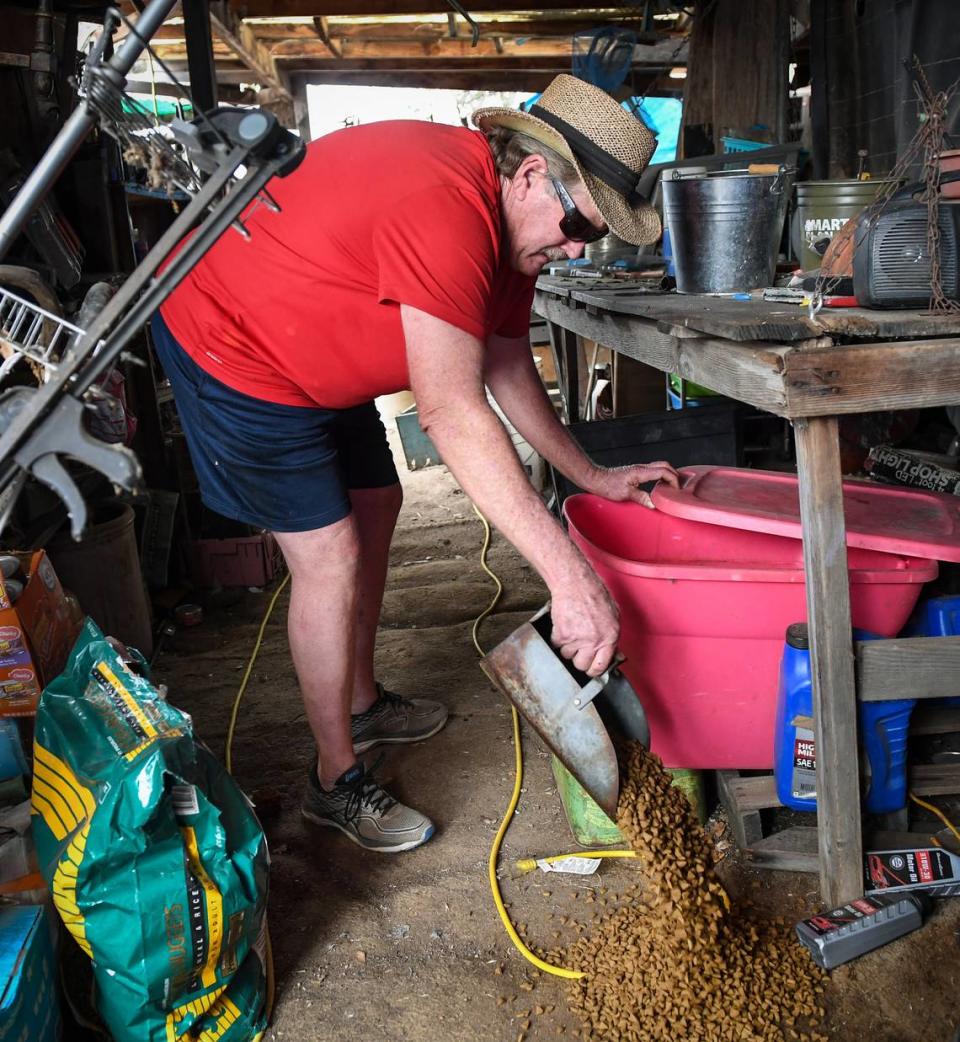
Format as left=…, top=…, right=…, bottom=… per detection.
left=551, top=405, right=743, bottom=509
left=192, top=533, right=283, bottom=588
left=720, top=136, right=769, bottom=153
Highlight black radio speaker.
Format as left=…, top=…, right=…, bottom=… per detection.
left=853, top=171, right=960, bottom=308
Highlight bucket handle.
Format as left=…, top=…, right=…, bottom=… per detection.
left=769, top=165, right=791, bottom=196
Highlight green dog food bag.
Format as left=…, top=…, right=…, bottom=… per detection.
left=31, top=618, right=270, bottom=1041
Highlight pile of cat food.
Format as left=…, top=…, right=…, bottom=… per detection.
left=554, top=744, right=828, bottom=1042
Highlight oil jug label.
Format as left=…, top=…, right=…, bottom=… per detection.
left=792, top=727, right=817, bottom=799
left=866, top=848, right=960, bottom=893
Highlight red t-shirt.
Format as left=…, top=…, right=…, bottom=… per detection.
left=159, top=121, right=536, bottom=409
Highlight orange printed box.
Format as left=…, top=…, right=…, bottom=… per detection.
left=0, top=551, right=80, bottom=717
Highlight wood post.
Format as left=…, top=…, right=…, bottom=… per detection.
left=794, top=415, right=863, bottom=906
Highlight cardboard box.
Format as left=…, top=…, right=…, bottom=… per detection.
left=0, top=905, right=59, bottom=1042
left=0, top=552, right=80, bottom=717
left=866, top=445, right=960, bottom=496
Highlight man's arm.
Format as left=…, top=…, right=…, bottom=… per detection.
left=484, top=332, right=679, bottom=506
left=403, top=305, right=618, bottom=677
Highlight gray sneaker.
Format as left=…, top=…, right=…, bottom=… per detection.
left=351, top=684, right=448, bottom=754
left=301, top=761, right=435, bottom=853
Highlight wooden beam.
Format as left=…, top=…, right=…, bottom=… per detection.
left=209, top=0, right=292, bottom=98
left=229, top=0, right=651, bottom=15
left=297, top=67, right=639, bottom=88
left=280, top=54, right=584, bottom=71
left=250, top=19, right=672, bottom=41
left=856, top=637, right=960, bottom=703
left=312, top=15, right=342, bottom=56
left=533, top=295, right=793, bottom=416
left=782, top=337, right=960, bottom=417
left=794, top=415, right=862, bottom=908
left=269, top=36, right=578, bottom=57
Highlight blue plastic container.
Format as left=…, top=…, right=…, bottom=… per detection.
left=774, top=623, right=915, bottom=814
left=0, top=720, right=26, bottom=782
left=663, top=226, right=676, bottom=276
left=900, top=595, right=960, bottom=706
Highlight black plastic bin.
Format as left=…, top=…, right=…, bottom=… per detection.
left=552, top=403, right=743, bottom=509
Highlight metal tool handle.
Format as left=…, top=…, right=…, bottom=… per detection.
left=530, top=606, right=625, bottom=707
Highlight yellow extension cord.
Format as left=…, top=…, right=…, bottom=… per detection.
left=470, top=506, right=640, bottom=981
left=225, top=571, right=290, bottom=1036
left=228, top=522, right=960, bottom=994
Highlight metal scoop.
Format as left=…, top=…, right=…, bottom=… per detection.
left=480, top=605, right=649, bottom=819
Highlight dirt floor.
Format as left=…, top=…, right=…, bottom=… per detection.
left=154, top=438, right=960, bottom=1042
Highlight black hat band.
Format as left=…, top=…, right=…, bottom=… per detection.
left=528, top=104, right=647, bottom=206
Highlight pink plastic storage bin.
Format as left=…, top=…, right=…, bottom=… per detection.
left=191, top=534, right=283, bottom=589
left=563, top=495, right=937, bottom=770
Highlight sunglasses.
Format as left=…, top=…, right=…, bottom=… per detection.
left=550, top=178, right=608, bottom=244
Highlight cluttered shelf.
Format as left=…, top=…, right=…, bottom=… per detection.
left=536, top=275, right=960, bottom=342
left=534, top=277, right=960, bottom=419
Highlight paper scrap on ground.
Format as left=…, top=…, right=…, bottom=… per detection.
left=536, top=857, right=602, bottom=875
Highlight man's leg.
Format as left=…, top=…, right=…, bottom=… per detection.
left=275, top=515, right=435, bottom=853
left=346, top=480, right=449, bottom=754
left=348, top=483, right=403, bottom=714
left=273, top=518, right=361, bottom=789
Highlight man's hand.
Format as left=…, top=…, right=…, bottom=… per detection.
left=549, top=572, right=620, bottom=677
left=582, top=461, right=680, bottom=509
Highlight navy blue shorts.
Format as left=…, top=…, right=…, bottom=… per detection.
left=150, top=314, right=399, bottom=532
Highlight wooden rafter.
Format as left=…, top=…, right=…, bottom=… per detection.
left=312, top=16, right=342, bottom=57
left=248, top=18, right=671, bottom=41
left=227, top=0, right=650, bottom=16
left=208, top=0, right=292, bottom=98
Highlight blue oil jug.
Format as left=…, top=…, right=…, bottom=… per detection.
left=900, top=595, right=960, bottom=707
left=774, top=623, right=915, bottom=814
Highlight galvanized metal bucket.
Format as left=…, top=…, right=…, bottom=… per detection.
left=662, top=167, right=795, bottom=293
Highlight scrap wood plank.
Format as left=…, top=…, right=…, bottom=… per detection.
left=561, top=287, right=823, bottom=342
left=856, top=637, right=960, bottom=702
left=746, top=826, right=957, bottom=873
left=534, top=291, right=792, bottom=415
left=809, top=308, right=960, bottom=340
left=537, top=276, right=960, bottom=342
left=909, top=763, right=960, bottom=796
left=782, top=337, right=960, bottom=416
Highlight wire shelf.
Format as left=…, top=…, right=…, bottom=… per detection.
left=0, top=287, right=85, bottom=381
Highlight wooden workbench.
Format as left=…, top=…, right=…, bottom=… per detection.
left=535, top=274, right=960, bottom=906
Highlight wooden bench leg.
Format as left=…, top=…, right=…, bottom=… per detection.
left=795, top=416, right=864, bottom=906
left=716, top=770, right=764, bottom=850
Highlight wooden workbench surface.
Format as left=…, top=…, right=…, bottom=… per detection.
left=535, top=277, right=960, bottom=419
left=537, top=275, right=960, bottom=343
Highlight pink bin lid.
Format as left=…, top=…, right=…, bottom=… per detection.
left=652, top=466, right=960, bottom=563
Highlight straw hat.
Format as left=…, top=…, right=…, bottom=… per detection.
left=473, top=74, right=661, bottom=246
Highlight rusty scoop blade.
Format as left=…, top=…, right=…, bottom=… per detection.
left=479, top=611, right=649, bottom=820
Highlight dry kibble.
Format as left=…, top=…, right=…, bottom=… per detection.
left=554, top=743, right=826, bottom=1042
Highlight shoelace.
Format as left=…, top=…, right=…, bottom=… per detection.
left=378, top=688, right=408, bottom=715
left=352, top=687, right=409, bottom=724
left=341, top=758, right=396, bottom=823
